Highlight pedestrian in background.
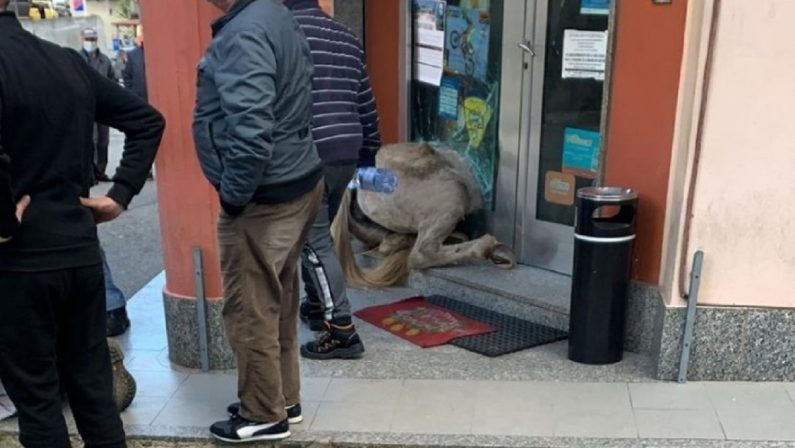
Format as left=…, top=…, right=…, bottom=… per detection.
left=122, top=32, right=154, bottom=180
left=80, top=27, right=116, bottom=183
left=123, top=33, right=148, bottom=102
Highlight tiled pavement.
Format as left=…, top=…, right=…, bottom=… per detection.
left=3, top=272, right=795, bottom=447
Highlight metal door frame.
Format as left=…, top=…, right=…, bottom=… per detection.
left=516, top=0, right=577, bottom=275
left=493, top=0, right=575, bottom=275
left=490, top=0, right=531, bottom=246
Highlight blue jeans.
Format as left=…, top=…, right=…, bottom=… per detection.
left=100, top=246, right=126, bottom=312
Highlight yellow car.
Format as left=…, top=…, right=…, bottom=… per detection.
left=28, top=1, right=59, bottom=20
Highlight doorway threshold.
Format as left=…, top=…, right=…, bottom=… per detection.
left=410, top=263, right=572, bottom=331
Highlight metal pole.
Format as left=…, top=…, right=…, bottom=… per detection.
left=677, top=250, right=704, bottom=383
left=192, top=246, right=210, bottom=372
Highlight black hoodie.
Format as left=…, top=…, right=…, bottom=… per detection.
left=0, top=12, right=165, bottom=272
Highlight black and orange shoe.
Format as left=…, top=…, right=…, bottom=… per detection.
left=300, top=322, right=365, bottom=360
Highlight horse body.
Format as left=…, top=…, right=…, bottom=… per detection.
left=333, top=142, right=515, bottom=288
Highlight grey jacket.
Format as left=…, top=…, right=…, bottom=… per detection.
left=193, top=0, right=321, bottom=214
left=81, top=49, right=115, bottom=81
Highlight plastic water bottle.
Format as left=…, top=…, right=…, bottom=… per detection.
left=348, top=167, right=398, bottom=193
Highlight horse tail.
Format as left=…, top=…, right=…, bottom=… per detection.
left=361, top=245, right=412, bottom=288
left=332, top=188, right=372, bottom=288
left=332, top=189, right=413, bottom=288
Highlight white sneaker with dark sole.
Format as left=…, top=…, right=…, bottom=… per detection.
left=209, top=416, right=290, bottom=443
left=226, top=402, right=303, bottom=425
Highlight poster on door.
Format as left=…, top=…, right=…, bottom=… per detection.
left=445, top=6, right=491, bottom=83
left=561, top=29, right=607, bottom=81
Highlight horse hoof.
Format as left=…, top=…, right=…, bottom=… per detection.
left=490, top=244, right=516, bottom=269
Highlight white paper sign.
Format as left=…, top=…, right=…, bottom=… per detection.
left=562, top=30, right=608, bottom=81
left=414, top=11, right=445, bottom=86
left=415, top=63, right=444, bottom=87
left=417, top=46, right=444, bottom=70
left=415, top=25, right=445, bottom=49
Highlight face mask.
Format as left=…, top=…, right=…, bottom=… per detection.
left=83, top=41, right=98, bottom=53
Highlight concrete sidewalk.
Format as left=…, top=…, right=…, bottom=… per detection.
left=3, top=273, right=795, bottom=447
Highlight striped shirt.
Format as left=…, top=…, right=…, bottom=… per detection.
left=289, top=1, right=382, bottom=165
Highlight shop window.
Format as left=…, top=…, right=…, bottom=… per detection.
left=411, top=0, right=504, bottom=209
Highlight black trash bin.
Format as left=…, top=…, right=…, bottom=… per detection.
left=568, top=187, right=638, bottom=365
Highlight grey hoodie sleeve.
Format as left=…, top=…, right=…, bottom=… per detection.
left=213, top=30, right=276, bottom=214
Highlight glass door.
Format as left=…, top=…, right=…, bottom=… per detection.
left=410, top=0, right=506, bottom=212
left=516, top=0, right=610, bottom=274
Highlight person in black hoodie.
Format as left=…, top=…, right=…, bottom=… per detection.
left=0, top=3, right=165, bottom=447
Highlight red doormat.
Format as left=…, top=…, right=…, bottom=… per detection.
left=354, top=296, right=496, bottom=348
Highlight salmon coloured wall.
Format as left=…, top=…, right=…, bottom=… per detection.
left=605, top=0, right=689, bottom=284
left=364, top=0, right=401, bottom=144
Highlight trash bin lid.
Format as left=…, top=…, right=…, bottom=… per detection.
left=577, top=186, right=637, bottom=202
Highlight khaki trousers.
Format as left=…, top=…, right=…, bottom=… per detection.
left=218, top=180, right=322, bottom=423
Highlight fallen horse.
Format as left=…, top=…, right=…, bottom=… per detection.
left=332, top=142, right=516, bottom=288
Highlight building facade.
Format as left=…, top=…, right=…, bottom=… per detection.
left=360, top=0, right=795, bottom=381
left=139, top=0, right=794, bottom=381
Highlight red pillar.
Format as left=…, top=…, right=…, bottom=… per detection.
left=139, top=0, right=233, bottom=369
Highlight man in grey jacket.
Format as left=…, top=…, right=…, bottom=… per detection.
left=193, top=0, right=323, bottom=443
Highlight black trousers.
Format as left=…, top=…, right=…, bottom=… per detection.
left=94, top=124, right=110, bottom=177
left=0, top=266, right=126, bottom=448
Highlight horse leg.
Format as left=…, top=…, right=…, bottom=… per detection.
left=407, top=214, right=497, bottom=269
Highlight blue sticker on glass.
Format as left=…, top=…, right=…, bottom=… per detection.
left=562, top=128, right=601, bottom=177
left=438, top=76, right=460, bottom=120
left=581, top=0, right=610, bottom=15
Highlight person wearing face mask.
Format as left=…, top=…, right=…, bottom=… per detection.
left=81, top=27, right=116, bottom=184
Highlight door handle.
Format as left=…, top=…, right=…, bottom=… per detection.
left=517, top=40, right=536, bottom=57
